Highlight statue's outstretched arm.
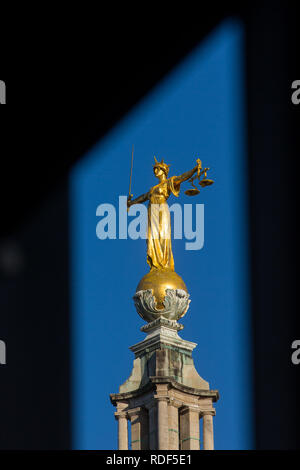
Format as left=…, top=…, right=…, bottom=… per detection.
left=173, top=159, right=202, bottom=186
left=127, top=192, right=149, bottom=208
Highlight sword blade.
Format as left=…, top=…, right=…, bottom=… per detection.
left=128, top=145, right=134, bottom=197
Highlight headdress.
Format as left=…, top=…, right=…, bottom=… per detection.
left=153, top=156, right=171, bottom=176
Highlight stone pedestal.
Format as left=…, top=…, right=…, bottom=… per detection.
left=110, top=317, right=219, bottom=450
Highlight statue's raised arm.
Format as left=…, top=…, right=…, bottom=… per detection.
left=172, top=158, right=202, bottom=191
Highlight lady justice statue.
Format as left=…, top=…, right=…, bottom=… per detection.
left=128, top=154, right=213, bottom=323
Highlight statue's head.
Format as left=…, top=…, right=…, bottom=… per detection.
left=153, top=156, right=170, bottom=178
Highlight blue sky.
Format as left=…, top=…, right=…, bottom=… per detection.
left=70, top=19, right=254, bottom=450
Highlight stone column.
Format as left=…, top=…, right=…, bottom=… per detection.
left=114, top=411, right=128, bottom=450
left=157, top=397, right=169, bottom=450
left=146, top=401, right=157, bottom=450
left=179, top=406, right=200, bottom=450
left=154, top=383, right=169, bottom=450
left=168, top=399, right=180, bottom=450
left=202, top=411, right=215, bottom=450
left=127, top=407, right=149, bottom=450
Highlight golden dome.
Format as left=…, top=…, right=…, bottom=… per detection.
left=136, top=269, right=188, bottom=310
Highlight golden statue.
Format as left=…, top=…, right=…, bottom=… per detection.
left=127, top=155, right=214, bottom=310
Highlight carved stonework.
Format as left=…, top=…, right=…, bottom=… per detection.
left=133, top=288, right=190, bottom=323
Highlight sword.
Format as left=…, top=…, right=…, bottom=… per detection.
left=128, top=144, right=134, bottom=200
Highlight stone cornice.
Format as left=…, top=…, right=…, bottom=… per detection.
left=110, top=376, right=219, bottom=405
left=151, top=377, right=219, bottom=402
left=110, top=381, right=154, bottom=405
left=130, top=331, right=197, bottom=357
left=140, top=317, right=184, bottom=333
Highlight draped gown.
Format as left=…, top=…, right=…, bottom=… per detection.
left=147, top=176, right=180, bottom=271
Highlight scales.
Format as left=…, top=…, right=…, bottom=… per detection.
left=184, top=167, right=214, bottom=196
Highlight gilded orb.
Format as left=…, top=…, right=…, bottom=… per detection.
left=136, top=269, right=188, bottom=310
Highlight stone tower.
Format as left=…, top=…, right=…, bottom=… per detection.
left=110, top=275, right=219, bottom=450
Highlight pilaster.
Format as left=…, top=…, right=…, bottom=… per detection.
left=179, top=405, right=201, bottom=450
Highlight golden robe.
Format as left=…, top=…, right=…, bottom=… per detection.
left=147, top=176, right=179, bottom=271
